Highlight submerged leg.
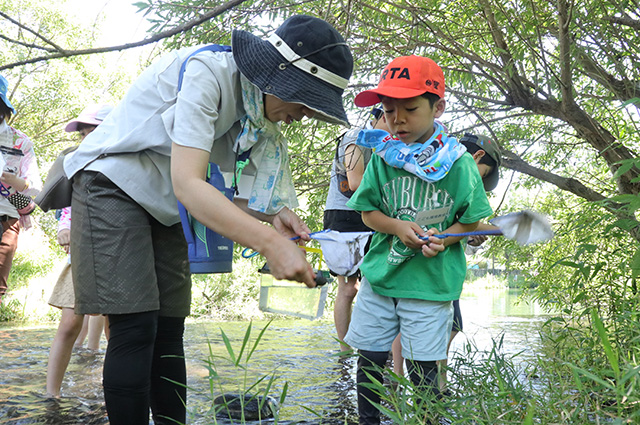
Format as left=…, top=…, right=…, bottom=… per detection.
left=46, top=308, right=85, bottom=397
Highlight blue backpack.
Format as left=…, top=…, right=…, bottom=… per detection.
left=176, top=44, right=250, bottom=273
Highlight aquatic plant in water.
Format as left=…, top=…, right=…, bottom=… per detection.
left=357, top=335, right=538, bottom=424
left=202, top=320, right=287, bottom=424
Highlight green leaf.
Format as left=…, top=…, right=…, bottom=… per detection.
left=571, top=367, right=584, bottom=392
left=247, top=319, right=272, bottom=363
left=567, top=364, right=615, bottom=390
left=235, top=321, right=252, bottom=367
left=632, top=247, right=640, bottom=279
left=611, top=159, right=639, bottom=180
left=279, top=381, right=289, bottom=405
left=522, top=401, right=536, bottom=425
left=620, top=97, right=640, bottom=108
left=572, top=292, right=587, bottom=303
left=556, top=260, right=581, bottom=268
left=219, top=328, right=236, bottom=364
left=132, top=2, right=149, bottom=11
left=590, top=309, right=620, bottom=377
left=619, top=364, right=640, bottom=385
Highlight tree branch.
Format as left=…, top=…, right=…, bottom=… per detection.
left=557, top=0, right=574, bottom=106
left=0, top=10, right=65, bottom=52
left=575, top=47, right=640, bottom=103
left=0, top=0, right=248, bottom=71
left=0, top=33, right=57, bottom=53
left=603, top=14, right=640, bottom=30
left=501, top=150, right=640, bottom=242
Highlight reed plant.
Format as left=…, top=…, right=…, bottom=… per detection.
left=357, top=320, right=638, bottom=424
left=357, top=336, right=536, bottom=424
left=531, top=308, right=640, bottom=424
left=189, top=320, right=288, bottom=424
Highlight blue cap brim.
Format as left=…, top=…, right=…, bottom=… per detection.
left=0, top=94, right=15, bottom=114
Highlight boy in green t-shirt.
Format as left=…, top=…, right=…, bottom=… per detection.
left=345, top=55, right=493, bottom=424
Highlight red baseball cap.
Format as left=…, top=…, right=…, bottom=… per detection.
left=354, top=55, right=445, bottom=107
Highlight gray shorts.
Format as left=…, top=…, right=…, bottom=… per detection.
left=345, top=277, right=453, bottom=361
left=70, top=171, right=191, bottom=317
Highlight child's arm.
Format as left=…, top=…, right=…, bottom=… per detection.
left=440, top=221, right=480, bottom=247
left=467, top=222, right=499, bottom=246
left=362, top=210, right=444, bottom=257
left=344, top=144, right=366, bottom=191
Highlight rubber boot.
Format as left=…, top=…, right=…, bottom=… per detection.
left=406, top=359, right=440, bottom=425
left=406, top=359, right=440, bottom=395
left=357, top=350, right=388, bottom=425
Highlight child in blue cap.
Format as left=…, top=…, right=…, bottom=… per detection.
left=0, top=74, right=42, bottom=304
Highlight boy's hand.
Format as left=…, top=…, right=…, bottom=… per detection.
left=57, top=229, right=70, bottom=254
left=468, top=234, right=488, bottom=246
left=394, top=220, right=429, bottom=250
left=420, top=228, right=444, bottom=257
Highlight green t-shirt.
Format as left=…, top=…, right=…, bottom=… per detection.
left=347, top=152, right=493, bottom=301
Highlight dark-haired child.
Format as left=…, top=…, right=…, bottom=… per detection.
left=345, top=55, right=493, bottom=424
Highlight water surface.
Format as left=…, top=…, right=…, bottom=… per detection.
left=0, top=287, right=549, bottom=424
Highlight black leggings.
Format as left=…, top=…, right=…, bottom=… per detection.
left=357, top=350, right=439, bottom=425
left=103, top=311, right=186, bottom=425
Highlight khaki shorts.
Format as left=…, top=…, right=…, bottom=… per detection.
left=70, top=171, right=191, bottom=317
left=48, top=261, right=74, bottom=309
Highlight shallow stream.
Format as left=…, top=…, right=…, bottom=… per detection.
left=0, top=288, right=549, bottom=424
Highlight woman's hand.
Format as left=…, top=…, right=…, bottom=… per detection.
left=263, top=237, right=316, bottom=287
left=272, top=207, right=311, bottom=242
left=1, top=172, right=26, bottom=191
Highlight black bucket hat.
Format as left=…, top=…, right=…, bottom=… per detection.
left=232, top=15, right=353, bottom=127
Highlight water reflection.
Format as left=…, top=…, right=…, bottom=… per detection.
left=0, top=288, right=550, bottom=424
left=183, top=320, right=360, bottom=424
left=451, top=288, right=550, bottom=359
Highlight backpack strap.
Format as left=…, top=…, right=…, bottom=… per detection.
left=231, top=148, right=252, bottom=195
left=176, top=43, right=250, bottom=193
left=177, top=44, right=232, bottom=91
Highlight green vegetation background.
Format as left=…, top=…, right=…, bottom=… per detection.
left=1, top=0, right=639, bottom=422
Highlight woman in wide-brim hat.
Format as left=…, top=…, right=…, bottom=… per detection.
left=63, top=14, right=353, bottom=425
